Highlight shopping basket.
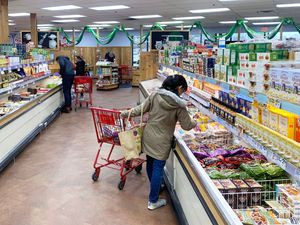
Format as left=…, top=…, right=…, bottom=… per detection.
left=90, top=107, right=146, bottom=190
left=74, top=76, right=93, bottom=110
left=118, top=65, right=132, bottom=84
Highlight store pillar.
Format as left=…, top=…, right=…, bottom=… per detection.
left=0, top=0, right=9, bottom=43
left=30, top=13, right=37, bottom=47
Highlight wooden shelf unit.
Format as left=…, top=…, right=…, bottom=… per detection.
left=96, top=64, right=120, bottom=90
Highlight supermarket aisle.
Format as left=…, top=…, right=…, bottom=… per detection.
left=0, top=87, right=178, bottom=225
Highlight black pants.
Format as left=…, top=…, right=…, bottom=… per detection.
left=62, top=75, right=74, bottom=108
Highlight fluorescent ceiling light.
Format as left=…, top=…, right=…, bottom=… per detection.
left=38, top=24, right=54, bottom=27
left=130, top=15, right=162, bottom=19
left=190, top=8, right=230, bottom=13
left=54, top=15, right=86, bottom=18
left=43, top=5, right=81, bottom=11
left=8, top=13, right=30, bottom=17
left=173, top=16, right=205, bottom=20
left=9, top=23, right=16, bottom=26
left=277, top=3, right=300, bottom=8
left=245, top=16, right=279, bottom=20
left=143, top=24, right=167, bottom=27
left=51, top=19, right=79, bottom=23
left=124, top=28, right=134, bottom=30
left=38, top=27, right=54, bottom=30
left=88, top=25, right=106, bottom=28
left=8, top=20, right=13, bottom=22
left=64, top=29, right=81, bottom=32
left=252, top=22, right=281, bottom=25
left=219, top=20, right=248, bottom=24
left=175, top=25, right=192, bottom=28
left=93, top=21, right=119, bottom=24
left=89, top=5, right=129, bottom=10
left=158, top=21, right=184, bottom=24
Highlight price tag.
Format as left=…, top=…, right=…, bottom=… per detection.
left=278, top=158, right=287, bottom=170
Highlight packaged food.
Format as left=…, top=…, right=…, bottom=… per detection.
left=219, top=179, right=237, bottom=208
left=231, top=179, right=250, bottom=208
left=212, top=180, right=225, bottom=193
left=244, top=179, right=263, bottom=206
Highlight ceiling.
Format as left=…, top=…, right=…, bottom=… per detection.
left=7, top=0, right=300, bottom=32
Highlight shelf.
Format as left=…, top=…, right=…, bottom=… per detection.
left=0, top=60, right=53, bottom=72
left=0, top=72, right=52, bottom=96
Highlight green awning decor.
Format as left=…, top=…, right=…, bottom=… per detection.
left=59, top=23, right=164, bottom=46
left=59, top=18, right=300, bottom=45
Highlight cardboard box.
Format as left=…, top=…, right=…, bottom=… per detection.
left=220, top=65, right=228, bottom=81
left=244, top=179, right=263, bottom=207
left=231, top=180, right=250, bottom=209
left=217, top=49, right=224, bottom=64
left=214, top=64, right=221, bottom=80
left=219, top=179, right=237, bottom=208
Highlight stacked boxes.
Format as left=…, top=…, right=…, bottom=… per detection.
left=277, top=184, right=300, bottom=220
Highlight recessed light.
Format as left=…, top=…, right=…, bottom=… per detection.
left=277, top=3, right=300, bottom=8
left=54, top=15, right=86, bottom=18
left=43, top=5, right=81, bottom=11
left=245, top=16, right=279, bottom=20
left=93, top=21, right=119, bottom=24
left=190, top=8, right=230, bottom=13
left=130, top=15, right=162, bottom=19
left=143, top=24, right=167, bottom=28
left=8, top=13, right=30, bottom=17
left=51, top=19, right=79, bottom=23
left=89, top=5, right=129, bottom=10
left=252, top=22, right=281, bottom=25
left=64, top=29, right=81, bottom=32
left=9, top=23, right=16, bottom=26
left=38, top=24, right=54, bottom=27
left=173, top=16, right=205, bottom=20
left=175, top=25, right=192, bottom=28
left=124, top=28, right=134, bottom=30
left=159, top=21, right=184, bottom=25
left=219, top=21, right=248, bottom=24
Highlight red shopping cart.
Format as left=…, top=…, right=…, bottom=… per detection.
left=90, top=107, right=146, bottom=190
left=74, top=76, right=93, bottom=110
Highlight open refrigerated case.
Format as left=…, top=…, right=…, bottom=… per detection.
left=0, top=60, right=63, bottom=171
left=139, top=73, right=300, bottom=225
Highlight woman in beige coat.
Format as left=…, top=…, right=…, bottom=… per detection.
left=122, top=75, right=197, bottom=210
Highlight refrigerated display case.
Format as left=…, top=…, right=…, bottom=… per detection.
left=139, top=77, right=300, bottom=225
left=0, top=61, right=63, bottom=171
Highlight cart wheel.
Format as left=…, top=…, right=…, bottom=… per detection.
left=92, top=169, right=100, bottom=182
left=118, top=178, right=126, bottom=190
left=135, top=164, right=142, bottom=174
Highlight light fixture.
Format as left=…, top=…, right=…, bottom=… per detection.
left=89, top=5, right=129, bottom=10
left=252, top=22, right=281, bottom=25
left=158, top=21, right=184, bottom=24
left=245, top=16, right=279, bottom=20
left=93, top=21, right=119, bottom=24
left=38, top=24, right=54, bottom=27
left=190, top=8, right=230, bottom=13
left=219, top=20, right=248, bottom=24
left=54, top=15, right=86, bottom=18
left=124, top=28, right=134, bottom=30
left=38, top=27, right=54, bottom=30
left=51, top=19, right=79, bottom=23
left=277, top=3, right=300, bottom=8
left=173, top=16, right=205, bottom=20
left=9, top=23, right=16, bottom=26
left=88, top=25, right=106, bottom=28
left=130, top=15, right=162, bottom=19
left=175, top=25, right=192, bottom=28
left=8, top=20, right=13, bottom=22
left=43, top=5, right=81, bottom=11
left=64, top=29, right=81, bottom=32
left=8, top=13, right=30, bottom=17
left=143, top=24, right=167, bottom=28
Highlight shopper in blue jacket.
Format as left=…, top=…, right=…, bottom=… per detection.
left=56, top=56, right=75, bottom=113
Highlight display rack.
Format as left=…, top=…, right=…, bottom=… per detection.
left=0, top=60, right=53, bottom=72
left=96, top=65, right=119, bottom=90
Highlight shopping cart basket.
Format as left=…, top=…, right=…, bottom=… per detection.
left=74, top=76, right=93, bottom=110
left=90, top=107, right=146, bottom=190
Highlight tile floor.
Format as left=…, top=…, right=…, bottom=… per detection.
left=0, top=87, right=178, bottom=225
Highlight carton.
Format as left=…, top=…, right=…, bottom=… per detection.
left=223, top=49, right=230, bottom=65
left=244, top=179, right=263, bottom=207
left=228, top=75, right=237, bottom=84
left=219, top=179, right=237, bottom=208
left=231, top=179, right=250, bottom=209
left=268, top=106, right=280, bottom=132
left=220, top=65, right=228, bottom=82
left=249, top=52, right=257, bottom=61
left=240, top=61, right=250, bottom=70
left=239, top=53, right=249, bottom=61
left=217, top=49, right=224, bottom=64
left=214, top=64, right=221, bottom=80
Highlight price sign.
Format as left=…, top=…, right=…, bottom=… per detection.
left=278, top=158, right=287, bottom=170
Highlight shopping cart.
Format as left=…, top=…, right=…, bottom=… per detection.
left=90, top=107, right=146, bottom=190
left=119, top=65, right=132, bottom=84
left=74, top=76, right=93, bottom=110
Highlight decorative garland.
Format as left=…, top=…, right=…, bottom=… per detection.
left=59, top=18, right=300, bottom=45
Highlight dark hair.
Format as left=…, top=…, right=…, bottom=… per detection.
left=76, top=56, right=82, bottom=60
left=161, top=75, right=188, bottom=96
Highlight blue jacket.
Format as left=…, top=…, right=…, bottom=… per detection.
left=57, top=56, right=75, bottom=77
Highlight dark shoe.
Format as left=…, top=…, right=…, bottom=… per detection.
left=61, top=108, right=70, bottom=113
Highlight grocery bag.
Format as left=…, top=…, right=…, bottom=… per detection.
left=118, top=104, right=144, bottom=160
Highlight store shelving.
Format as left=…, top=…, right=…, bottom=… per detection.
left=96, top=64, right=120, bottom=90
left=0, top=60, right=53, bottom=72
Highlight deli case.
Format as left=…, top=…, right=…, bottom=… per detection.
left=139, top=78, right=300, bottom=225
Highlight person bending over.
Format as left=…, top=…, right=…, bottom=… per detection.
left=121, top=75, right=197, bottom=210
